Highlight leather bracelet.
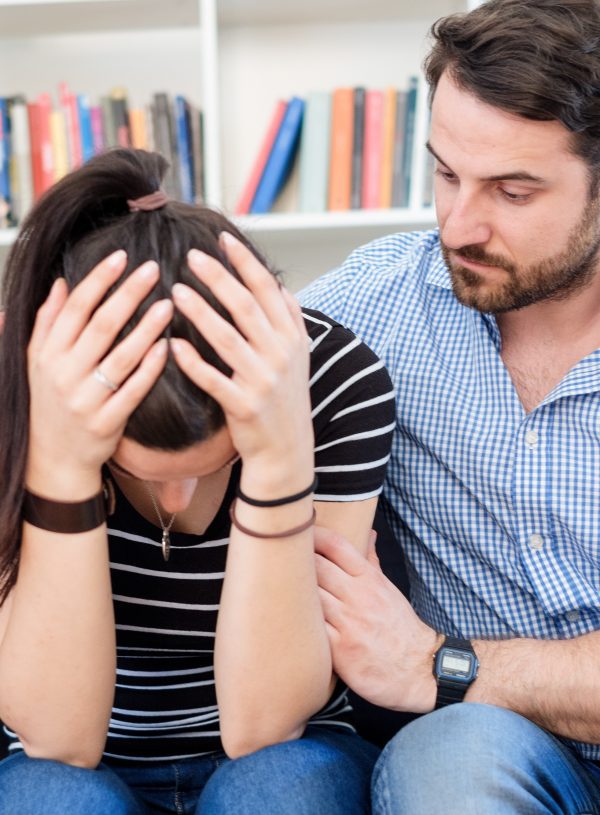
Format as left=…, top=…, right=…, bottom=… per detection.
left=229, top=498, right=316, bottom=539
left=22, top=479, right=115, bottom=534
left=236, top=475, right=318, bottom=508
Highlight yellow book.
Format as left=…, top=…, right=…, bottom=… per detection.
left=129, top=108, right=148, bottom=149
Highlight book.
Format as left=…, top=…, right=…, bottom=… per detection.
left=250, top=96, right=305, bottom=215
left=298, top=91, right=331, bottom=213
left=379, top=87, right=397, bottom=208
left=235, top=99, right=286, bottom=215
left=59, top=82, right=82, bottom=170
left=175, top=95, right=194, bottom=204
left=50, top=109, right=69, bottom=182
left=189, top=104, right=205, bottom=204
left=100, top=95, right=117, bottom=148
left=110, top=87, right=131, bottom=148
left=391, top=89, right=408, bottom=207
left=152, top=92, right=180, bottom=199
left=350, top=87, right=365, bottom=209
left=361, top=89, right=385, bottom=209
left=8, top=96, right=33, bottom=224
left=327, top=88, right=354, bottom=211
left=395, top=76, right=418, bottom=207
left=129, top=108, right=148, bottom=149
left=90, top=105, right=105, bottom=155
left=0, top=99, right=11, bottom=227
left=77, top=94, right=94, bottom=163
left=37, top=93, right=55, bottom=195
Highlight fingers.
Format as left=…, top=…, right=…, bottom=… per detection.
left=170, top=337, right=240, bottom=412
left=28, top=278, right=69, bottom=358
left=44, top=249, right=128, bottom=352
left=96, top=339, right=169, bottom=432
left=313, top=525, right=369, bottom=577
left=0, top=309, right=5, bottom=334
left=72, top=260, right=162, bottom=366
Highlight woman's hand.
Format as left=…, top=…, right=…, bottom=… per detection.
left=26, top=250, right=172, bottom=498
left=171, top=233, right=314, bottom=496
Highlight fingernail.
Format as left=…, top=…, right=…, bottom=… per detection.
left=108, top=249, right=127, bottom=269
left=170, top=338, right=183, bottom=355
left=154, top=299, right=173, bottom=318
left=138, top=260, right=159, bottom=279
left=152, top=338, right=168, bottom=357
left=172, top=283, right=191, bottom=301
left=219, top=231, right=236, bottom=246
left=188, top=248, right=208, bottom=266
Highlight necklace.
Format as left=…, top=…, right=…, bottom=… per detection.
left=145, top=483, right=176, bottom=562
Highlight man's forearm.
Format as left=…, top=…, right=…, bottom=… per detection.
left=469, top=630, right=600, bottom=742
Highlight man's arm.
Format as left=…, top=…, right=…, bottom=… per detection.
left=315, top=528, right=600, bottom=743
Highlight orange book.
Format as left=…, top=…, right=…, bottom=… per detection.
left=235, top=99, right=286, bottom=215
left=129, top=108, right=148, bottom=149
left=37, top=93, right=55, bottom=194
left=379, top=87, right=398, bottom=208
left=27, top=101, right=44, bottom=200
left=327, top=88, right=354, bottom=211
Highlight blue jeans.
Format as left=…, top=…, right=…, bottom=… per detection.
left=0, top=725, right=379, bottom=814
left=372, top=703, right=600, bottom=814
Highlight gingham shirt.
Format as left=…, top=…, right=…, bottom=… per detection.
left=300, top=228, right=600, bottom=761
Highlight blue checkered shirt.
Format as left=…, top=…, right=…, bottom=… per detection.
left=299, top=228, right=600, bottom=760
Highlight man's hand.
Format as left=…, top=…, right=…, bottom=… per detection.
left=314, top=526, right=441, bottom=713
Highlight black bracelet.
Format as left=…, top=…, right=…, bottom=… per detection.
left=22, top=479, right=115, bottom=534
left=236, top=475, right=318, bottom=508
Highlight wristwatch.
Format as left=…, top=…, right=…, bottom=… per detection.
left=433, top=636, right=479, bottom=709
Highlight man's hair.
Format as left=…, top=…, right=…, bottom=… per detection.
left=424, top=0, right=600, bottom=180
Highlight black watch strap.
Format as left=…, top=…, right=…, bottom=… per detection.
left=434, top=636, right=477, bottom=710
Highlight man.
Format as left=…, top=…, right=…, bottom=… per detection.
left=300, top=0, right=600, bottom=811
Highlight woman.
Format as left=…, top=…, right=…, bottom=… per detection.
left=0, top=149, right=395, bottom=814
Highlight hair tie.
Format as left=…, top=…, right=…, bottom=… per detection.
left=127, top=190, right=169, bottom=212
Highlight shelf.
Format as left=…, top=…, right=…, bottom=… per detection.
left=0, top=0, right=201, bottom=36
left=236, top=209, right=436, bottom=235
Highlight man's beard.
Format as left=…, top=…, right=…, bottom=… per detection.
left=441, top=197, right=600, bottom=313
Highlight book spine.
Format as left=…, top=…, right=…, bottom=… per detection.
left=379, top=87, right=397, bottom=208
left=101, top=96, right=117, bottom=148
left=27, top=101, right=44, bottom=201
left=361, top=89, right=385, bottom=209
left=90, top=106, right=105, bottom=155
left=391, top=90, right=407, bottom=207
left=0, top=99, right=11, bottom=226
left=190, top=104, right=205, bottom=204
left=399, top=76, right=418, bottom=207
left=37, top=93, right=55, bottom=194
left=250, top=96, right=305, bottom=215
left=327, top=88, right=354, bottom=211
left=110, top=88, right=131, bottom=148
left=77, top=94, right=94, bottom=163
left=129, top=108, right=148, bottom=149
left=235, top=99, right=286, bottom=215
left=350, top=87, right=365, bottom=210
left=298, top=91, right=331, bottom=213
left=50, top=109, right=69, bottom=182
left=175, top=95, right=194, bottom=204
left=9, top=98, right=33, bottom=223
left=59, top=83, right=82, bottom=170
left=152, top=93, right=179, bottom=199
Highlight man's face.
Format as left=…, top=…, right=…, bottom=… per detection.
left=430, top=71, right=600, bottom=313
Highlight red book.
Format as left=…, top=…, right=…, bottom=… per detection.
left=361, top=89, right=385, bottom=209
left=59, top=81, right=82, bottom=169
left=235, top=99, right=287, bottom=215
left=37, top=93, right=55, bottom=194
left=327, top=88, right=354, bottom=211
left=27, top=101, right=44, bottom=200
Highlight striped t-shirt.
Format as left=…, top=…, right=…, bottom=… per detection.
left=5, top=309, right=395, bottom=764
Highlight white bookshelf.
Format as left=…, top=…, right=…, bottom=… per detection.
left=0, top=0, right=475, bottom=290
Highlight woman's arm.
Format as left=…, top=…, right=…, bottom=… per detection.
left=172, top=234, right=392, bottom=758
left=0, top=253, right=171, bottom=767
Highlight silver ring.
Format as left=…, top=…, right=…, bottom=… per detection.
left=93, top=366, right=119, bottom=392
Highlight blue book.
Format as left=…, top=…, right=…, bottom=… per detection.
left=175, top=95, right=194, bottom=204
left=250, top=96, right=305, bottom=214
left=0, top=98, right=12, bottom=226
left=77, top=94, right=94, bottom=162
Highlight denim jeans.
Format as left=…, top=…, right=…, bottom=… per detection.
left=0, top=725, right=379, bottom=815
left=372, top=703, right=600, bottom=814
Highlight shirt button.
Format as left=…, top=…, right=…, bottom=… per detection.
left=566, top=610, right=580, bottom=622
left=529, top=533, right=544, bottom=550
left=525, top=430, right=538, bottom=446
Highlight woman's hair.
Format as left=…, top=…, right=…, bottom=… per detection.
left=0, top=147, right=278, bottom=602
left=424, top=0, right=600, bottom=186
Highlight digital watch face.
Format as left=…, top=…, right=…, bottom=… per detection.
left=437, top=648, right=476, bottom=682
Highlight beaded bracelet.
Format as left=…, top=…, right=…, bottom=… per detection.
left=236, top=475, right=318, bottom=508
left=229, top=499, right=316, bottom=539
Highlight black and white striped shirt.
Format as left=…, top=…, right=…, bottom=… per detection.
left=6, top=310, right=395, bottom=764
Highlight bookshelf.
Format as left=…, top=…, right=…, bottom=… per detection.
left=0, top=0, right=479, bottom=292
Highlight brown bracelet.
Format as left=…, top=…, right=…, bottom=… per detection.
left=228, top=499, right=316, bottom=539
left=22, top=479, right=115, bottom=534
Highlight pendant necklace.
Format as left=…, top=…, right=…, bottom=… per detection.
left=145, top=483, right=176, bottom=562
